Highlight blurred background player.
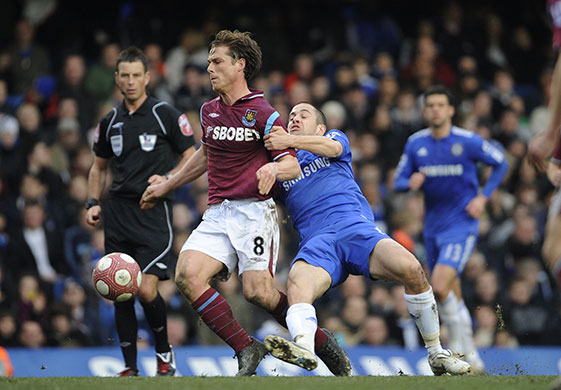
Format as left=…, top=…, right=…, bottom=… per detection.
left=262, top=102, right=470, bottom=376
left=140, top=30, right=304, bottom=376
left=393, top=85, right=508, bottom=373
left=85, top=46, right=196, bottom=376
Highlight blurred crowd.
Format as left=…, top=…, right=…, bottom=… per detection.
left=0, top=0, right=560, bottom=351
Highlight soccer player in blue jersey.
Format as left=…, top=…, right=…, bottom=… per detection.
left=393, top=85, right=508, bottom=373
left=262, top=102, right=471, bottom=376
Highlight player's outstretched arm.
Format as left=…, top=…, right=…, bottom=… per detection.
left=140, top=145, right=207, bottom=209
left=86, top=156, right=110, bottom=226
left=264, top=126, right=342, bottom=158
left=528, top=51, right=561, bottom=171
left=256, top=154, right=301, bottom=195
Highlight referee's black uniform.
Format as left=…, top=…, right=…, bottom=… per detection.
left=93, top=96, right=195, bottom=279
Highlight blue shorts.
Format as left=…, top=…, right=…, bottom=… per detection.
left=424, top=231, right=477, bottom=275
left=292, top=219, right=390, bottom=287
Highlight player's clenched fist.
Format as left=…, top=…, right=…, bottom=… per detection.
left=264, top=126, right=292, bottom=151
left=256, top=162, right=278, bottom=195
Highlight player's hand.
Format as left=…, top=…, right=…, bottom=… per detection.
left=264, top=126, right=292, bottom=151
left=256, top=162, right=278, bottom=195
left=409, top=172, right=425, bottom=191
left=528, top=131, right=555, bottom=172
left=147, top=174, right=168, bottom=185
left=86, top=205, right=102, bottom=227
left=140, top=182, right=169, bottom=209
left=465, top=194, right=487, bottom=219
left=547, top=161, right=561, bottom=187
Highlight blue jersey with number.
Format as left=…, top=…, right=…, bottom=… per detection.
left=393, top=126, right=508, bottom=238
left=277, top=130, right=374, bottom=244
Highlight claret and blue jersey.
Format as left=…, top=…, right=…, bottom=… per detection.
left=393, top=126, right=508, bottom=239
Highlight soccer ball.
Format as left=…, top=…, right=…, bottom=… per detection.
left=92, top=252, right=142, bottom=302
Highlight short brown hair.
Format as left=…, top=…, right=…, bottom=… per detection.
left=116, top=46, right=148, bottom=73
left=210, top=30, right=262, bottom=81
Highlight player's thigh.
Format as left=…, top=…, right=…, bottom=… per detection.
left=434, top=233, right=477, bottom=277
left=292, top=230, right=345, bottom=287
left=287, top=260, right=332, bottom=304
left=369, top=238, right=424, bottom=283
left=229, top=199, right=280, bottom=275
left=543, top=213, right=561, bottom=265
left=181, top=206, right=239, bottom=277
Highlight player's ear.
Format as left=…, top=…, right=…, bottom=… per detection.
left=316, top=124, right=327, bottom=136
left=237, top=57, right=246, bottom=73
left=145, top=70, right=151, bottom=88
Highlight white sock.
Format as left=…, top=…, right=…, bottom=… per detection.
left=458, top=300, right=478, bottom=356
left=286, top=303, right=317, bottom=352
left=404, top=287, right=443, bottom=357
left=438, top=291, right=462, bottom=353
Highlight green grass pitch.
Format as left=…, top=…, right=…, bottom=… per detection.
left=0, top=376, right=557, bottom=390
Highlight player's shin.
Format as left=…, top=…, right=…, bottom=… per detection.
left=286, top=303, right=318, bottom=352
left=404, top=287, right=444, bottom=357
left=438, top=291, right=462, bottom=353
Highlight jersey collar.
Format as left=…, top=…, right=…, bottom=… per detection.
left=120, top=95, right=153, bottom=116
left=217, top=89, right=264, bottom=105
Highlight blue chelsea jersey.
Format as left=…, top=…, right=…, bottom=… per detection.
left=393, top=126, right=508, bottom=238
left=277, top=130, right=374, bottom=243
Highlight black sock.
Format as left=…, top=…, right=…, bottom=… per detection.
left=140, top=293, right=170, bottom=354
left=115, top=299, right=138, bottom=370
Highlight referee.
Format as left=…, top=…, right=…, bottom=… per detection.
left=85, top=46, right=195, bottom=376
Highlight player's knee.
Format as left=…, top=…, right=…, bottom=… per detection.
left=174, top=263, right=201, bottom=300
left=430, top=281, right=449, bottom=302
left=400, top=258, right=427, bottom=291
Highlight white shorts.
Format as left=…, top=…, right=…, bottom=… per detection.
left=181, top=198, right=279, bottom=278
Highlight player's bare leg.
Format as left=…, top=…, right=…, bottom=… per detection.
left=542, top=212, right=561, bottom=289
left=175, top=250, right=267, bottom=376
left=369, top=238, right=470, bottom=375
left=264, top=262, right=351, bottom=375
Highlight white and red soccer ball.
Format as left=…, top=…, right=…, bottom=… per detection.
left=92, top=252, right=142, bottom=302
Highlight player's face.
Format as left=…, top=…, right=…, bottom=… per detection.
left=424, top=94, right=454, bottom=128
left=115, top=61, right=149, bottom=103
left=207, top=45, right=243, bottom=94
left=288, top=103, right=319, bottom=136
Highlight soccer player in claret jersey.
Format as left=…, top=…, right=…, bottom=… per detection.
left=261, top=102, right=471, bottom=376
left=141, top=30, right=348, bottom=377
left=393, top=86, right=508, bottom=373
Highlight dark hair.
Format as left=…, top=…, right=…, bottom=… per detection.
left=116, top=46, right=149, bottom=73
left=315, top=107, right=327, bottom=126
left=424, top=85, right=454, bottom=106
left=294, top=102, right=327, bottom=126
left=210, top=30, right=262, bottom=81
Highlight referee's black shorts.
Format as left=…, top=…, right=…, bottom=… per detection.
left=103, top=196, right=174, bottom=280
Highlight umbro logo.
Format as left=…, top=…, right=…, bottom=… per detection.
left=209, top=113, right=220, bottom=118
left=417, top=147, right=428, bottom=156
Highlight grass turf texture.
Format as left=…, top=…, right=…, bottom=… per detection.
left=0, top=376, right=556, bottom=390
